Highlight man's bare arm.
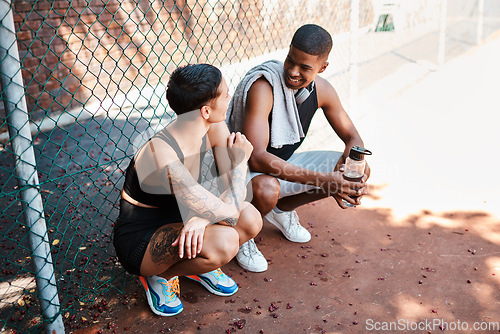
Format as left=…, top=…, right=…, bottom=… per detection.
left=316, top=76, right=365, bottom=164
left=242, top=78, right=358, bottom=192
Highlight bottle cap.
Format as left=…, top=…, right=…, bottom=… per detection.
left=349, top=146, right=372, bottom=161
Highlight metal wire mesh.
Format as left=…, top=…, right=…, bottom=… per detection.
left=1, top=0, right=500, bottom=332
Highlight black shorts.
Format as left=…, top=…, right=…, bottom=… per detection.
left=113, top=199, right=182, bottom=275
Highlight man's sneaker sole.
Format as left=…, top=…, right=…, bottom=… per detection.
left=265, top=215, right=311, bottom=243
left=235, top=255, right=268, bottom=272
left=185, top=275, right=238, bottom=296
left=139, top=276, right=183, bottom=317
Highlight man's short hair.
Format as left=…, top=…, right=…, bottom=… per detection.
left=166, top=64, right=222, bottom=115
left=291, top=24, right=332, bottom=59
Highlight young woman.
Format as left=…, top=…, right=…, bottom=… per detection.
left=113, top=64, right=262, bottom=316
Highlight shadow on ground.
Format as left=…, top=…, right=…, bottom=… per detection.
left=0, top=112, right=171, bottom=332
left=71, top=197, right=500, bottom=334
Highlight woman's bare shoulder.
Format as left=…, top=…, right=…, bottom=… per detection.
left=135, top=135, right=179, bottom=167
left=207, top=121, right=230, bottom=148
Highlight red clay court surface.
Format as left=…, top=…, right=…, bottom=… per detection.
left=75, top=199, right=500, bottom=334
left=74, top=34, right=500, bottom=334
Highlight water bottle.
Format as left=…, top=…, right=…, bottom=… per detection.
left=342, top=146, right=372, bottom=208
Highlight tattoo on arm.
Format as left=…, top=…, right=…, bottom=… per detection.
left=219, top=218, right=237, bottom=226
left=160, top=154, right=248, bottom=226
left=163, top=161, right=239, bottom=223
left=220, top=164, right=246, bottom=210
left=200, top=211, right=216, bottom=222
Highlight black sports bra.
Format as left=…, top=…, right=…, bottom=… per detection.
left=123, top=130, right=207, bottom=208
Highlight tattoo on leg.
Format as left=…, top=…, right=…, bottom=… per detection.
left=149, top=225, right=182, bottom=264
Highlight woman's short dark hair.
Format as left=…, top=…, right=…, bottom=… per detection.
left=166, top=64, right=223, bottom=115
left=291, top=24, right=332, bottom=59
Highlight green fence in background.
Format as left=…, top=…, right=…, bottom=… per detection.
left=1, top=0, right=499, bottom=332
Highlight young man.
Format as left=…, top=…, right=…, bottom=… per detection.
left=226, top=24, right=370, bottom=272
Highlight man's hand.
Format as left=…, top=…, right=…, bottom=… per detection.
left=331, top=161, right=369, bottom=209
left=172, top=216, right=210, bottom=259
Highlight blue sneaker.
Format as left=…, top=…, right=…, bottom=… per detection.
left=139, top=275, right=183, bottom=316
left=186, top=268, right=238, bottom=296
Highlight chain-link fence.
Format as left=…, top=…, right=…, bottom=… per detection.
left=1, top=0, right=499, bottom=333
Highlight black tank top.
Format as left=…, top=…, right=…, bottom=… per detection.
left=123, top=130, right=207, bottom=208
left=266, top=84, right=319, bottom=161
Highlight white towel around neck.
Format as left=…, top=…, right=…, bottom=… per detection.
left=226, top=60, right=304, bottom=148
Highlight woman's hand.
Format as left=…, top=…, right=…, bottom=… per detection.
left=172, top=216, right=210, bottom=259
left=227, top=132, right=253, bottom=164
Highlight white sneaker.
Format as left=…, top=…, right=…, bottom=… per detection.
left=265, top=209, right=311, bottom=243
left=236, top=239, right=268, bottom=272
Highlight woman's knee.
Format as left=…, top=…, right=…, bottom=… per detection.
left=207, top=228, right=239, bottom=266
left=239, top=203, right=263, bottom=238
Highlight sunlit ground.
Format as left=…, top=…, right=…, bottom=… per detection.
left=305, top=31, right=500, bottom=223
left=358, top=32, right=500, bottom=223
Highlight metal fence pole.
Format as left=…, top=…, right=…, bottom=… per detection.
left=437, top=0, right=448, bottom=69
left=349, top=0, right=360, bottom=114
left=477, top=0, right=485, bottom=44
left=0, top=1, right=65, bottom=333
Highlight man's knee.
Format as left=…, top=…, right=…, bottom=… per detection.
left=251, top=175, right=281, bottom=214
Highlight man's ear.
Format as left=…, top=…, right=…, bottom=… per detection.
left=200, top=105, right=210, bottom=120
left=318, top=61, right=329, bottom=73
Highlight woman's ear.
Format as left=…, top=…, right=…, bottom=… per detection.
left=200, top=105, right=210, bottom=120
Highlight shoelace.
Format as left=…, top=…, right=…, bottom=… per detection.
left=241, top=239, right=257, bottom=257
left=289, top=211, right=301, bottom=227
left=212, top=268, right=224, bottom=280
left=244, top=239, right=259, bottom=255
left=160, top=277, right=180, bottom=301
